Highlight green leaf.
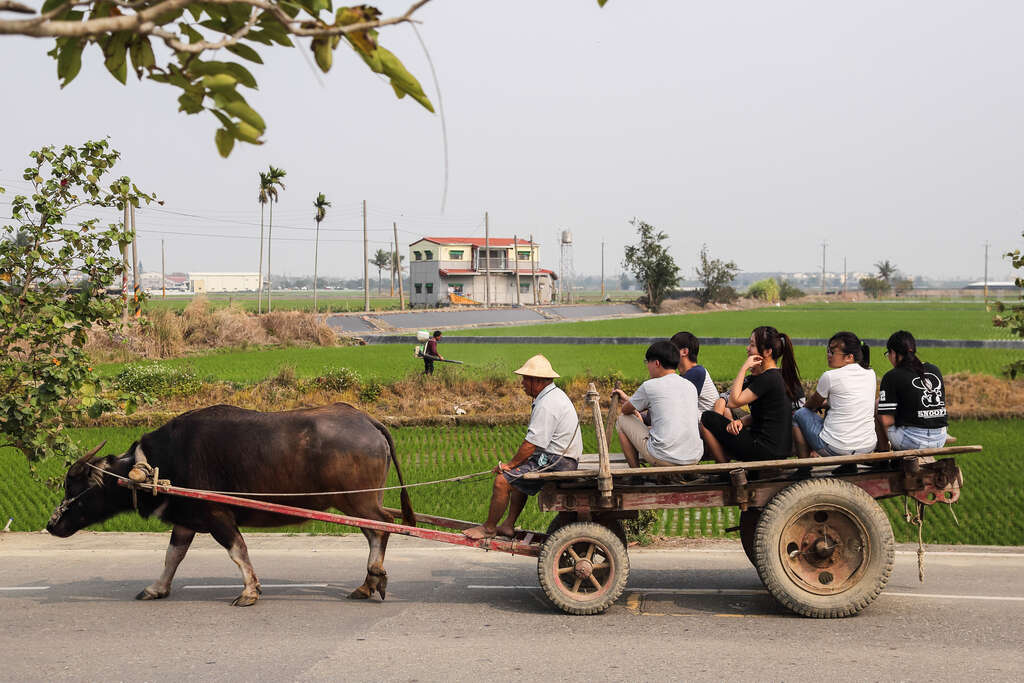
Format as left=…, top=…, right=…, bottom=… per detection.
left=190, top=60, right=257, bottom=89
left=225, top=43, right=264, bottom=64
left=56, top=39, right=83, bottom=88
left=378, top=48, right=434, bottom=112
left=233, top=121, right=263, bottom=144
left=103, top=32, right=130, bottom=85
left=222, top=99, right=265, bottom=131
left=180, top=22, right=203, bottom=44
left=177, top=92, right=205, bottom=114
left=129, top=38, right=156, bottom=76
left=313, top=39, right=333, bottom=72
left=215, top=128, right=235, bottom=157
left=202, top=73, right=238, bottom=93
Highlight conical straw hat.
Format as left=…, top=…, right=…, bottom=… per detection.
left=513, top=354, right=560, bottom=378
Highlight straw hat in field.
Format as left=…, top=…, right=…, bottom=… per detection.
left=513, top=354, right=560, bottom=378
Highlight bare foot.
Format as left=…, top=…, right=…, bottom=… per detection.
left=808, top=450, right=821, bottom=458
left=463, top=525, right=496, bottom=540
left=495, top=524, right=516, bottom=538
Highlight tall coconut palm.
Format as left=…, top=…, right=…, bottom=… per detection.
left=369, top=249, right=391, bottom=295
left=874, top=259, right=897, bottom=284
left=256, top=171, right=271, bottom=314
left=264, top=165, right=286, bottom=312
left=312, top=192, right=331, bottom=313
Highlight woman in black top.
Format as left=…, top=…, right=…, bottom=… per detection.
left=700, top=326, right=803, bottom=462
left=877, top=330, right=949, bottom=450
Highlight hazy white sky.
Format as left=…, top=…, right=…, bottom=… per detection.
left=1, top=0, right=1022, bottom=281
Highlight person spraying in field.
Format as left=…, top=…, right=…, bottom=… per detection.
left=422, top=330, right=443, bottom=375
left=463, top=355, right=581, bottom=540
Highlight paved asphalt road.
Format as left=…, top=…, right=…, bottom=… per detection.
left=2, top=533, right=1022, bottom=682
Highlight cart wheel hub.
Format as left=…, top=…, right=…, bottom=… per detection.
left=813, top=537, right=837, bottom=560
left=779, top=504, right=869, bottom=596
left=573, top=559, right=594, bottom=579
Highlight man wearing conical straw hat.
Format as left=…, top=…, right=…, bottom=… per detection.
left=463, top=354, right=582, bottom=540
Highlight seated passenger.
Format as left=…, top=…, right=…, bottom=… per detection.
left=877, top=330, right=949, bottom=450
left=792, top=332, right=877, bottom=457
left=611, top=341, right=703, bottom=469
left=700, top=326, right=803, bottom=463
left=671, top=331, right=719, bottom=413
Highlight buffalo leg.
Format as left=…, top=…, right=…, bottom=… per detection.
left=208, top=511, right=262, bottom=607
left=136, top=525, right=196, bottom=600
left=348, top=527, right=390, bottom=600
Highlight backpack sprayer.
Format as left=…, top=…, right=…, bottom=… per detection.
left=414, top=330, right=464, bottom=364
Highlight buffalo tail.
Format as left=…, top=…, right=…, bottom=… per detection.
left=372, top=418, right=416, bottom=527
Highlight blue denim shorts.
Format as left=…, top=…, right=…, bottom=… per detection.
left=888, top=425, right=947, bottom=450
left=502, top=451, right=578, bottom=496
left=792, top=407, right=874, bottom=457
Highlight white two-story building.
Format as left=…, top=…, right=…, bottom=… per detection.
left=408, top=237, right=556, bottom=307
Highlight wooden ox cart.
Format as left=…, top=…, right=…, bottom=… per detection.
left=122, top=384, right=977, bottom=618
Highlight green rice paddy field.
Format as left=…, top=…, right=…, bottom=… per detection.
left=460, top=302, right=1017, bottom=341
left=2, top=420, right=1020, bottom=545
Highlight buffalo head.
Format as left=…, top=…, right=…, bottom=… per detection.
left=46, top=441, right=134, bottom=537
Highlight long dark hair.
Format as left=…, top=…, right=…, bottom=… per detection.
left=887, top=330, right=926, bottom=377
left=752, top=326, right=802, bottom=401
left=830, top=331, right=870, bottom=369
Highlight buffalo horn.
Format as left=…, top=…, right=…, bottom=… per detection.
left=70, top=440, right=107, bottom=469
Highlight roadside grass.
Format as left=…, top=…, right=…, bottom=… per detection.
left=143, top=294, right=403, bottom=314
left=93, top=343, right=1021, bottom=385
left=457, top=301, right=1015, bottom=341
left=1, top=420, right=1018, bottom=545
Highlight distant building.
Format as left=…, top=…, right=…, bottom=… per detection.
left=963, top=281, right=1022, bottom=293
left=408, top=237, right=556, bottom=307
left=187, top=272, right=259, bottom=293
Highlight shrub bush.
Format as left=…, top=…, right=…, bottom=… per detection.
left=747, top=278, right=780, bottom=303
left=114, top=362, right=202, bottom=398
left=778, top=279, right=804, bottom=301
left=625, top=509, right=659, bottom=545
left=359, top=379, right=384, bottom=403
left=311, top=367, right=360, bottom=392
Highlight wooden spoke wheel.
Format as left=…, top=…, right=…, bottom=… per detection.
left=537, top=522, right=629, bottom=615
left=754, top=479, right=895, bottom=618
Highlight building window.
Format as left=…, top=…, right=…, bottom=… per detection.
left=414, top=251, right=422, bottom=261
left=414, top=283, right=422, bottom=293
left=449, top=250, right=464, bottom=260
left=449, top=282, right=464, bottom=294
left=520, top=282, right=531, bottom=293
left=517, top=251, right=532, bottom=261
left=424, top=250, right=433, bottom=260
left=426, top=283, right=434, bottom=294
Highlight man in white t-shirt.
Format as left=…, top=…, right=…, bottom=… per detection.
left=464, top=354, right=582, bottom=540
left=611, top=341, right=703, bottom=468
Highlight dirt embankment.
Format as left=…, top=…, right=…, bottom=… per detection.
left=85, top=372, right=1024, bottom=428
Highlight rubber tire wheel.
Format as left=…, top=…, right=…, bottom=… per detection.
left=754, top=478, right=895, bottom=618
left=739, top=508, right=762, bottom=568
left=537, top=521, right=630, bottom=615
left=548, top=513, right=628, bottom=553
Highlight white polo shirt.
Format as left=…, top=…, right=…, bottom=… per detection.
left=525, top=383, right=583, bottom=461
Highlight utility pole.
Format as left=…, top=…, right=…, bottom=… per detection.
left=389, top=241, right=395, bottom=297
left=842, top=256, right=847, bottom=298
left=484, top=211, right=491, bottom=307
left=821, top=241, right=828, bottom=296
left=362, top=200, right=369, bottom=312
left=394, top=222, right=405, bottom=310
left=131, top=204, right=140, bottom=319
left=984, top=241, right=990, bottom=304
left=161, top=238, right=166, bottom=299
left=514, top=234, right=521, bottom=306
left=530, top=234, right=538, bottom=305
left=601, top=240, right=606, bottom=300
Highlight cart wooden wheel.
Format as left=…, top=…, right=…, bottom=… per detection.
left=754, top=478, right=894, bottom=618
left=537, top=522, right=629, bottom=615
left=738, top=508, right=762, bottom=568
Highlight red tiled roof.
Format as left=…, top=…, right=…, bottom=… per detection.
left=415, top=237, right=534, bottom=247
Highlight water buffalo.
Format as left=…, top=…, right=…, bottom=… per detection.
left=47, top=403, right=415, bottom=606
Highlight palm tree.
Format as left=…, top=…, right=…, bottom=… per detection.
left=256, top=171, right=271, bottom=313
left=264, top=165, right=286, bottom=312
left=874, top=260, right=897, bottom=284
left=369, top=249, right=391, bottom=295
left=312, top=192, right=331, bottom=312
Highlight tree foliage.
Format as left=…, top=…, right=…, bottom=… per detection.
left=874, top=259, right=897, bottom=283
left=694, top=244, right=738, bottom=307
left=369, top=248, right=390, bottom=294
left=0, top=1, right=438, bottom=156
left=777, top=278, right=804, bottom=301
left=746, top=277, right=780, bottom=303
left=859, top=276, right=891, bottom=299
left=992, top=231, right=1024, bottom=378
left=622, top=218, right=680, bottom=309
left=0, top=141, right=156, bottom=465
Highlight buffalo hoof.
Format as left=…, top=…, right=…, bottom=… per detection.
left=135, top=588, right=168, bottom=600
left=347, top=587, right=372, bottom=600
left=231, top=593, right=259, bottom=607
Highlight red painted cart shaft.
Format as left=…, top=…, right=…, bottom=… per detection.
left=117, top=480, right=541, bottom=557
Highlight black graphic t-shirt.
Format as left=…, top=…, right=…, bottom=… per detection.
left=743, top=369, right=793, bottom=457
left=878, top=363, right=948, bottom=429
